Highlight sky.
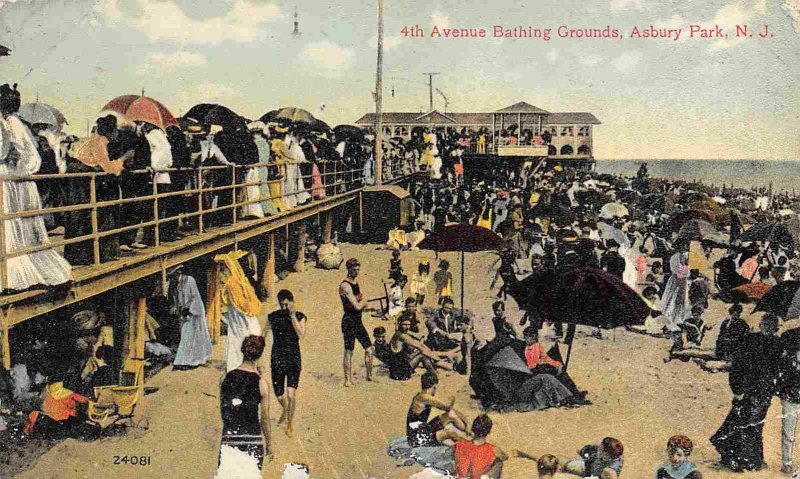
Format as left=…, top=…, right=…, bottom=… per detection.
left=0, top=0, right=798, bottom=160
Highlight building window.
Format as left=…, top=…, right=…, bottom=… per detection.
left=400, top=127, right=408, bottom=136
left=560, top=126, right=573, bottom=136
left=577, top=145, right=591, bottom=155
left=548, top=145, right=557, bottom=156
left=560, top=145, right=574, bottom=155
left=578, top=126, right=590, bottom=137
left=549, top=127, right=557, bottom=135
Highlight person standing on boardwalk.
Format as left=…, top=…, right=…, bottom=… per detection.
left=339, top=258, right=374, bottom=387
left=267, top=289, right=307, bottom=437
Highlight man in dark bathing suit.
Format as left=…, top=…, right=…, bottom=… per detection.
left=267, top=289, right=306, bottom=437
left=406, top=371, right=471, bottom=447
left=339, top=258, right=374, bottom=387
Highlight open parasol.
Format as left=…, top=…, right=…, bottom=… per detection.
left=417, top=224, right=504, bottom=321
left=18, top=102, right=68, bottom=131
left=101, top=94, right=178, bottom=129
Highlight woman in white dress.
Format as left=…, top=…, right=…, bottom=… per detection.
left=0, top=83, right=71, bottom=292
left=168, top=266, right=213, bottom=369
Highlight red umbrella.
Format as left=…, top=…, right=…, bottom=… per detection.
left=418, top=224, right=505, bottom=320
left=101, top=94, right=178, bottom=129
left=733, top=282, right=773, bottom=302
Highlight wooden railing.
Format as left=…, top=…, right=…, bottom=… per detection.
left=0, top=158, right=416, bottom=290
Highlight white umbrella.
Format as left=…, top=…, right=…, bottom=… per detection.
left=600, top=202, right=629, bottom=219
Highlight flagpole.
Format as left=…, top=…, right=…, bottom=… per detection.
left=374, top=0, right=384, bottom=185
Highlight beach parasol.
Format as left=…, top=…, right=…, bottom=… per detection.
left=485, top=345, right=533, bottom=403
left=184, top=103, right=248, bottom=133
left=332, top=124, right=365, bottom=141
left=597, top=222, right=630, bottom=249
left=737, top=223, right=795, bottom=254
left=18, top=102, right=67, bottom=131
left=101, top=94, right=178, bottom=129
left=672, top=219, right=726, bottom=250
left=509, top=266, right=650, bottom=372
left=72, top=135, right=124, bottom=175
left=530, top=203, right=576, bottom=225
left=599, top=202, right=629, bottom=219
left=754, top=281, right=800, bottom=318
left=261, top=106, right=316, bottom=124
left=417, top=224, right=504, bottom=321
left=669, top=210, right=717, bottom=231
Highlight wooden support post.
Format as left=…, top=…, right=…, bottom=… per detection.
left=323, top=212, right=333, bottom=243
left=1, top=307, right=10, bottom=370
left=284, top=224, right=290, bottom=259
left=207, top=266, right=220, bottom=344
left=196, top=167, right=204, bottom=233
left=152, top=175, right=160, bottom=247
left=231, top=165, right=238, bottom=225
left=358, top=191, right=365, bottom=233
left=0, top=179, right=6, bottom=292
left=293, top=223, right=307, bottom=272
left=134, top=297, right=146, bottom=359
left=262, top=233, right=276, bottom=299
left=90, top=175, right=100, bottom=265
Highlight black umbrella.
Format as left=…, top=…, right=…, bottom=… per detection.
left=183, top=103, right=248, bottom=134
left=672, top=219, right=724, bottom=250
left=485, top=345, right=533, bottom=403
left=333, top=124, right=364, bottom=140
left=738, top=223, right=795, bottom=254
left=754, top=281, right=800, bottom=318
left=530, top=203, right=576, bottom=225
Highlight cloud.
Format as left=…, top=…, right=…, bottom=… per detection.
left=431, top=11, right=449, bottom=29
left=95, top=0, right=122, bottom=20
left=546, top=48, right=559, bottom=64
left=95, top=0, right=282, bottom=44
left=579, top=55, right=603, bottom=66
left=612, top=50, right=642, bottom=73
left=784, top=0, right=800, bottom=33
left=609, top=0, right=642, bottom=10
left=137, top=49, right=207, bottom=74
left=703, top=0, right=767, bottom=51
left=366, top=34, right=404, bottom=50
left=301, top=41, right=354, bottom=76
left=0, top=0, right=32, bottom=10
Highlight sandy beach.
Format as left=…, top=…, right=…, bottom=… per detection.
left=7, top=242, right=791, bottom=479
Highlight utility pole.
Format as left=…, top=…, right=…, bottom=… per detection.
left=422, top=73, right=439, bottom=112
left=374, top=0, right=384, bottom=185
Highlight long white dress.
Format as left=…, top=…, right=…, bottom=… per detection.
left=283, top=135, right=311, bottom=207
left=170, top=274, right=213, bottom=367
left=661, top=252, right=690, bottom=332
left=0, top=114, right=71, bottom=292
left=223, top=305, right=262, bottom=372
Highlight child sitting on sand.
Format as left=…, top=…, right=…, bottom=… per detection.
left=388, top=250, right=403, bottom=279
left=655, top=435, right=702, bottom=479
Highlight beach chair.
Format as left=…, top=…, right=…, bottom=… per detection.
left=86, top=358, right=146, bottom=430
left=367, top=282, right=391, bottom=319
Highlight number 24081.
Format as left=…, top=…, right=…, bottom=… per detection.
left=113, top=455, right=151, bottom=466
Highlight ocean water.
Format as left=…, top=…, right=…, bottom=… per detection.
left=594, top=160, right=800, bottom=193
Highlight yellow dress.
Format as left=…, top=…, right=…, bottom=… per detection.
left=476, top=204, right=493, bottom=230
left=269, top=140, right=287, bottom=212
left=420, top=132, right=437, bottom=167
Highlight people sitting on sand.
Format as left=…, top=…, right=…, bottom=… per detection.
left=511, top=452, right=573, bottom=479
left=397, top=297, right=421, bottom=333
left=454, top=414, right=508, bottom=479
left=563, top=437, right=624, bottom=479
left=656, top=435, right=703, bottom=479
left=491, top=301, right=517, bottom=341
left=406, top=372, right=471, bottom=447
left=23, top=373, right=97, bottom=439
left=379, top=317, right=458, bottom=380
left=425, top=297, right=463, bottom=352
left=716, top=304, right=748, bottom=362
left=522, top=326, right=588, bottom=404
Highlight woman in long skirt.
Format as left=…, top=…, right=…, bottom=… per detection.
left=0, top=84, right=71, bottom=292
left=168, top=266, right=212, bottom=369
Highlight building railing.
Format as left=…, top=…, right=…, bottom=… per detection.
left=0, top=158, right=416, bottom=290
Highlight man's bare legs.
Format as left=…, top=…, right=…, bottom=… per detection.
left=435, top=409, right=472, bottom=444
left=343, top=349, right=354, bottom=387
left=277, top=394, right=288, bottom=424
left=285, top=387, right=297, bottom=437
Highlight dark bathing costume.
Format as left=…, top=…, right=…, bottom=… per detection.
left=341, top=279, right=371, bottom=350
